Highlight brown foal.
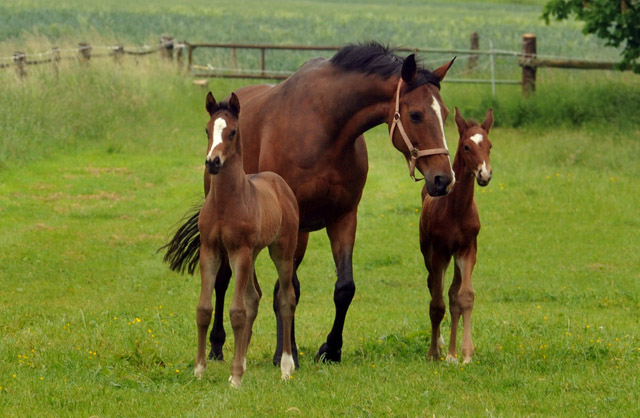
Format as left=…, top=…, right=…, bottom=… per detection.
left=419, top=107, right=493, bottom=364
left=194, top=92, right=299, bottom=387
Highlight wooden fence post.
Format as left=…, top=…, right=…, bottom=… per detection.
left=521, top=33, right=536, bottom=96
left=230, top=47, right=238, bottom=70
left=160, top=35, right=174, bottom=60
left=468, top=32, right=479, bottom=70
left=113, top=44, right=124, bottom=64
left=13, top=51, right=26, bottom=79
left=78, top=42, right=92, bottom=64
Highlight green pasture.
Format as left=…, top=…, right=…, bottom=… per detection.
left=1, top=0, right=640, bottom=416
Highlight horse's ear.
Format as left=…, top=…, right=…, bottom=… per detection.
left=454, top=107, right=467, bottom=136
left=481, top=108, right=494, bottom=133
left=401, top=54, right=417, bottom=83
left=206, top=92, right=218, bottom=116
left=229, top=92, right=241, bottom=116
left=433, top=57, right=456, bottom=82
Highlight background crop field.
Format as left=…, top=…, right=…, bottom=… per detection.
left=1, top=1, right=639, bottom=417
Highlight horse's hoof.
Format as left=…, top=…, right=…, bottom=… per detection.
left=194, top=364, right=206, bottom=379
left=445, top=354, right=458, bottom=363
left=273, top=350, right=300, bottom=368
left=229, top=375, right=242, bottom=388
left=208, top=348, right=224, bottom=361
left=314, top=342, right=341, bottom=363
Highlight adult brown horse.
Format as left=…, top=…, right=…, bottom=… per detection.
left=196, top=92, right=299, bottom=386
left=419, top=107, right=493, bottom=364
left=164, top=42, right=455, bottom=365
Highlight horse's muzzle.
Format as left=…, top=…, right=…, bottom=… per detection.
left=206, top=156, right=221, bottom=175
left=426, top=173, right=454, bottom=197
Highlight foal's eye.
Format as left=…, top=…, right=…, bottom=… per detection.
left=464, top=144, right=470, bottom=151
left=229, top=129, right=237, bottom=139
left=409, top=111, right=423, bottom=123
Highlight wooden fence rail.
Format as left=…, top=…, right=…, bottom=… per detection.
left=1, top=34, right=635, bottom=96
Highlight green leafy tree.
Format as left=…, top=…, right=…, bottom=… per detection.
left=542, top=0, right=640, bottom=73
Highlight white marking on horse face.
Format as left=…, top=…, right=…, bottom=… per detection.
left=206, top=117, right=227, bottom=161
left=470, top=133, right=484, bottom=145
left=281, top=352, right=295, bottom=380
left=430, top=96, right=449, bottom=151
left=477, top=161, right=491, bottom=180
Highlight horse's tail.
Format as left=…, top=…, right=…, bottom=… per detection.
left=160, top=203, right=202, bottom=275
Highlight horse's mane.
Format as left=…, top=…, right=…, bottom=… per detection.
left=330, top=41, right=441, bottom=90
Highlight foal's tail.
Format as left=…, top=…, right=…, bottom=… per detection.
left=160, top=203, right=202, bottom=275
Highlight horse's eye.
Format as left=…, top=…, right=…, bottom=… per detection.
left=229, top=129, right=237, bottom=139
left=409, top=111, right=423, bottom=123
left=464, top=144, right=470, bottom=151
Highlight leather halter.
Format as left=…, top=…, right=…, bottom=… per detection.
left=389, top=78, right=450, bottom=182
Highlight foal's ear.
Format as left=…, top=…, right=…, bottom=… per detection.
left=206, top=92, right=218, bottom=116
left=401, top=54, right=417, bottom=83
left=454, top=107, right=468, bottom=136
left=481, top=108, right=494, bottom=133
left=433, top=57, right=456, bottom=82
left=229, top=92, right=241, bottom=116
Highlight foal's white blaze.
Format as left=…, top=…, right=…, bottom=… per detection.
left=280, top=352, right=295, bottom=380
left=470, top=133, right=484, bottom=145
left=478, top=161, right=491, bottom=180
left=206, top=117, right=227, bottom=161
left=430, top=96, right=449, bottom=151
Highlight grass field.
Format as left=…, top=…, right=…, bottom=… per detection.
left=1, top=1, right=640, bottom=416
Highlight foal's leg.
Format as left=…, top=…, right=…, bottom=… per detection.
left=273, top=232, right=306, bottom=367
left=426, top=249, right=449, bottom=360
left=455, top=243, right=477, bottom=364
left=195, top=247, right=221, bottom=378
left=315, top=211, right=357, bottom=363
left=269, top=238, right=298, bottom=380
left=447, top=262, right=463, bottom=362
left=240, top=258, right=261, bottom=378
left=209, top=253, right=231, bottom=360
left=228, top=248, right=253, bottom=387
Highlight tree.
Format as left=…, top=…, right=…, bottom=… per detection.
left=542, top=0, right=640, bottom=73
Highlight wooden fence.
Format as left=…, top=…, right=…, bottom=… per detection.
left=1, top=34, right=634, bottom=96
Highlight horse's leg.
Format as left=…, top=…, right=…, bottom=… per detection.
left=269, top=242, right=297, bottom=380
left=228, top=248, right=252, bottom=387
left=208, top=252, right=231, bottom=360
left=426, top=249, right=448, bottom=361
left=195, top=247, right=221, bottom=378
left=315, top=211, right=357, bottom=363
left=456, top=242, right=477, bottom=364
left=240, top=258, right=261, bottom=379
left=273, top=232, right=306, bottom=367
left=447, top=261, right=463, bottom=362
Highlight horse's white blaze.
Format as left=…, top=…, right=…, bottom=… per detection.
left=430, top=96, right=449, bottom=151
left=280, top=352, right=295, bottom=380
left=470, top=133, right=484, bottom=145
left=478, top=161, right=491, bottom=180
left=206, top=117, right=227, bottom=161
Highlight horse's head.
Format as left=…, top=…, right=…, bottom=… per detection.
left=389, top=55, right=456, bottom=197
left=204, top=92, right=241, bottom=175
left=454, top=107, right=493, bottom=186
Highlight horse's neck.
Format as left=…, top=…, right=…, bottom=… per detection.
left=328, top=72, right=396, bottom=141
left=449, top=153, right=476, bottom=212
left=210, top=154, right=250, bottom=207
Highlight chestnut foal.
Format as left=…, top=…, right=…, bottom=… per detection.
left=419, top=107, right=493, bottom=364
left=194, top=92, right=299, bottom=387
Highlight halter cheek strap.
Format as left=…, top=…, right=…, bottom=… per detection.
left=389, top=78, right=449, bottom=182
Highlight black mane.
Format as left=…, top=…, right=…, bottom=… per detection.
left=330, top=42, right=441, bottom=90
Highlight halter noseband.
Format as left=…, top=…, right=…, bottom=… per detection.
left=389, top=78, right=450, bottom=182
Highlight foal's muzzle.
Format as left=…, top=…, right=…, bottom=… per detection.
left=476, top=170, right=492, bottom=187
left=206, top=156, right=221, bottom=175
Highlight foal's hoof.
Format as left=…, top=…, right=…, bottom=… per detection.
left=228, top=375, right=242, bottom=388
left=194, top=364, right=206, bottom=379
left=314, top=342, right=341, bottom=363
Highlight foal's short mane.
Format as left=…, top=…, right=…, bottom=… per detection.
left=330, top=42, right=441, bottom=91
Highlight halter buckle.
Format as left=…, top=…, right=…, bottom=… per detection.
left=393, top=112, right=401, bottom=121
left=410, top=148, right=419, bottom=158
